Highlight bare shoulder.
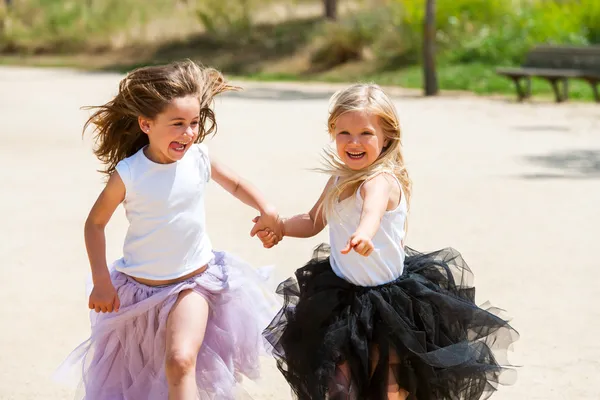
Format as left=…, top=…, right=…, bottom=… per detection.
left=325, top=175, right=336, bottom=189
left=360, top=173, right=401, bottom=210
left=87, top=171, right=126, bottom=226
left=316, top=175, right=337, bottom=202
left=360, top=173, right=394, bottom=193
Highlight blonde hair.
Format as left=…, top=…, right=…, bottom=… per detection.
left=320, top=83, right=411, bottom=218
left=83, top=60, right=238, bottom=176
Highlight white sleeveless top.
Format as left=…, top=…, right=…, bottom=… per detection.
left=113, top=143, right=213, bottom=280
left=328, top=174, right=408, bottom=286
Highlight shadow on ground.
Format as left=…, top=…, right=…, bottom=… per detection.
left=223, top=86, right=334, bottom=101
left=518, top=149, right=600, bottom=179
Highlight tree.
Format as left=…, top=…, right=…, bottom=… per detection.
left=324, top=0, right=338, bottom=20
left=423, top=0, right=438, bottom=96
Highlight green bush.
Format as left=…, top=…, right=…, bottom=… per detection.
left=0, top=0, right=187, bottom=54
left=388, top=0, right=596, bottom=66
left=195, top=0, right=310, bottom=40
left=581, top=0, right=600, bottom=44
left=311, top=9, right=386, bottom=68
left=196, top=0, right=256, bottom=38
left=453, top=0, right=590, bottom=64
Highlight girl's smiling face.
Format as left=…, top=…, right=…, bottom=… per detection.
left=333, top=110, right=389, bottom=170
left=139, top=95, right=200, bottom=164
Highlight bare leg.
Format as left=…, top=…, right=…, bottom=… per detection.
left=328, top=346, right=411, bottom=400
left=371, top=346, right=411, bottom=400
left=165, top=289, right=210, bottom=400
left=385, top=364, right=410, bottom=400
left=328, top=362, right=358, bottom=400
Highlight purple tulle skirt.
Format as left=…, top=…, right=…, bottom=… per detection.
left=57, top=251, right=280, bottom=400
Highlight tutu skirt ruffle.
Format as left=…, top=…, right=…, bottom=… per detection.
left=263, top=245, right=518, bottom=400
left=59, top=251, right=279, bottom=400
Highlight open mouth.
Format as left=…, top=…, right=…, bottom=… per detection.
left=169, top=140, right=190, bottom=152
left=346, top=151, right=366, bottom=160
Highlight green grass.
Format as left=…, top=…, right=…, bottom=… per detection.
left=363, top=64, right=598, bottom=101
left=240, top=62, right=599, bottom=102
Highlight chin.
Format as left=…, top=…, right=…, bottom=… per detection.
left=342, top=160, right=368, bottom=171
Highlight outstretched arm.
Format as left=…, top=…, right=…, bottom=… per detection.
left=341, top=173, right=395, bottom=256
left=210, top=157, right=282, bottom=238
left=281, top=176, right=335, bottom=238
left=255, top=176, right=335, bottom=247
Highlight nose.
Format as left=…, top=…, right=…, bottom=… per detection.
left=184, top=126, right=194, bottom=137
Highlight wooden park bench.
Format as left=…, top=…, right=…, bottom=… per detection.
left=496, top=45, right=600, bottom=103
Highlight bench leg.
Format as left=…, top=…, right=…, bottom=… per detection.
left=548, top=78, right=567, bottom=103
left=580, top=78, right=599, bottom=102
left=562, top=78, right=569, bottom=101
left=589, top=80, right=599, bottom=103
left=524, top=77, right=532, bottom=99
left=511, top=76, right=531, bottom=101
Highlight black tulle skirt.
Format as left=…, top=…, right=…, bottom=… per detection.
left=263, top=245, right=518, bottom=400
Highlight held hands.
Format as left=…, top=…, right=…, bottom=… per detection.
left=89, top=280, right=120, bottom=313
left=250, top=206, right=284, bottom=248
left=341, top=231, right=374, bottom=257
left=255, top=227, right=280, bottom=248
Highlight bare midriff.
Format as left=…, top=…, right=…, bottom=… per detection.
left=130, top=264, right=208, bottom=286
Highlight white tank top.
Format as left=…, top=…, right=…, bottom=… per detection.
left=328, top=174, right=407, bottom=286
left=113, top=143, right=213, bottom=280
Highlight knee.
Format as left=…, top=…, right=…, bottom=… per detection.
left=329, top=362, right=354, bottom=397
left=387, top=390, right=409, bottom=400
left=165, top=348, right=197, bottom=382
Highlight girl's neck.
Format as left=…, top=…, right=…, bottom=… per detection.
left=143, top=145, right=174, bottom=165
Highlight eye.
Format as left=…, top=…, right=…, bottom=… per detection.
left=337, top=131, right=350, bottom=135
left=191, top=121, right=199, bottom=126
left=173, top=122, right=183, bottom=126
left=361, top=131, right=374, bottom=136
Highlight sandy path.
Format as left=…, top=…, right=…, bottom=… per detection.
left=0, top=66, right=599, bottom=399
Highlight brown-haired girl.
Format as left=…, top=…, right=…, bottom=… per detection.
left=59, top=60, right=282, bottom=400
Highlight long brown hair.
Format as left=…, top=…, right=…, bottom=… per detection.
left=320, top=84, right=412, bottom=218
left=83, top=60, right=238, bottom=176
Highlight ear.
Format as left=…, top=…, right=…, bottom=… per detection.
left=138, top=116, right=152, bottom=135
left=383, top=138, right=390, bottom=148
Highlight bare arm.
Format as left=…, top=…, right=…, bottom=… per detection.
left=355, top=174, right=395, bottom=238
left=280, top=176, right=335, bottom=238
left=341, top=174, right=395, bottom=256
left=85, top=172, right=125, bottom=312
left=210, top=157, right=282, bottom=238
left=86, top=173, right=125, bottom=284
left=211, top=157, right=275, bottom=214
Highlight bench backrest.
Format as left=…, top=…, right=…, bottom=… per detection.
left=523, top=45, right=600, bottom=73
